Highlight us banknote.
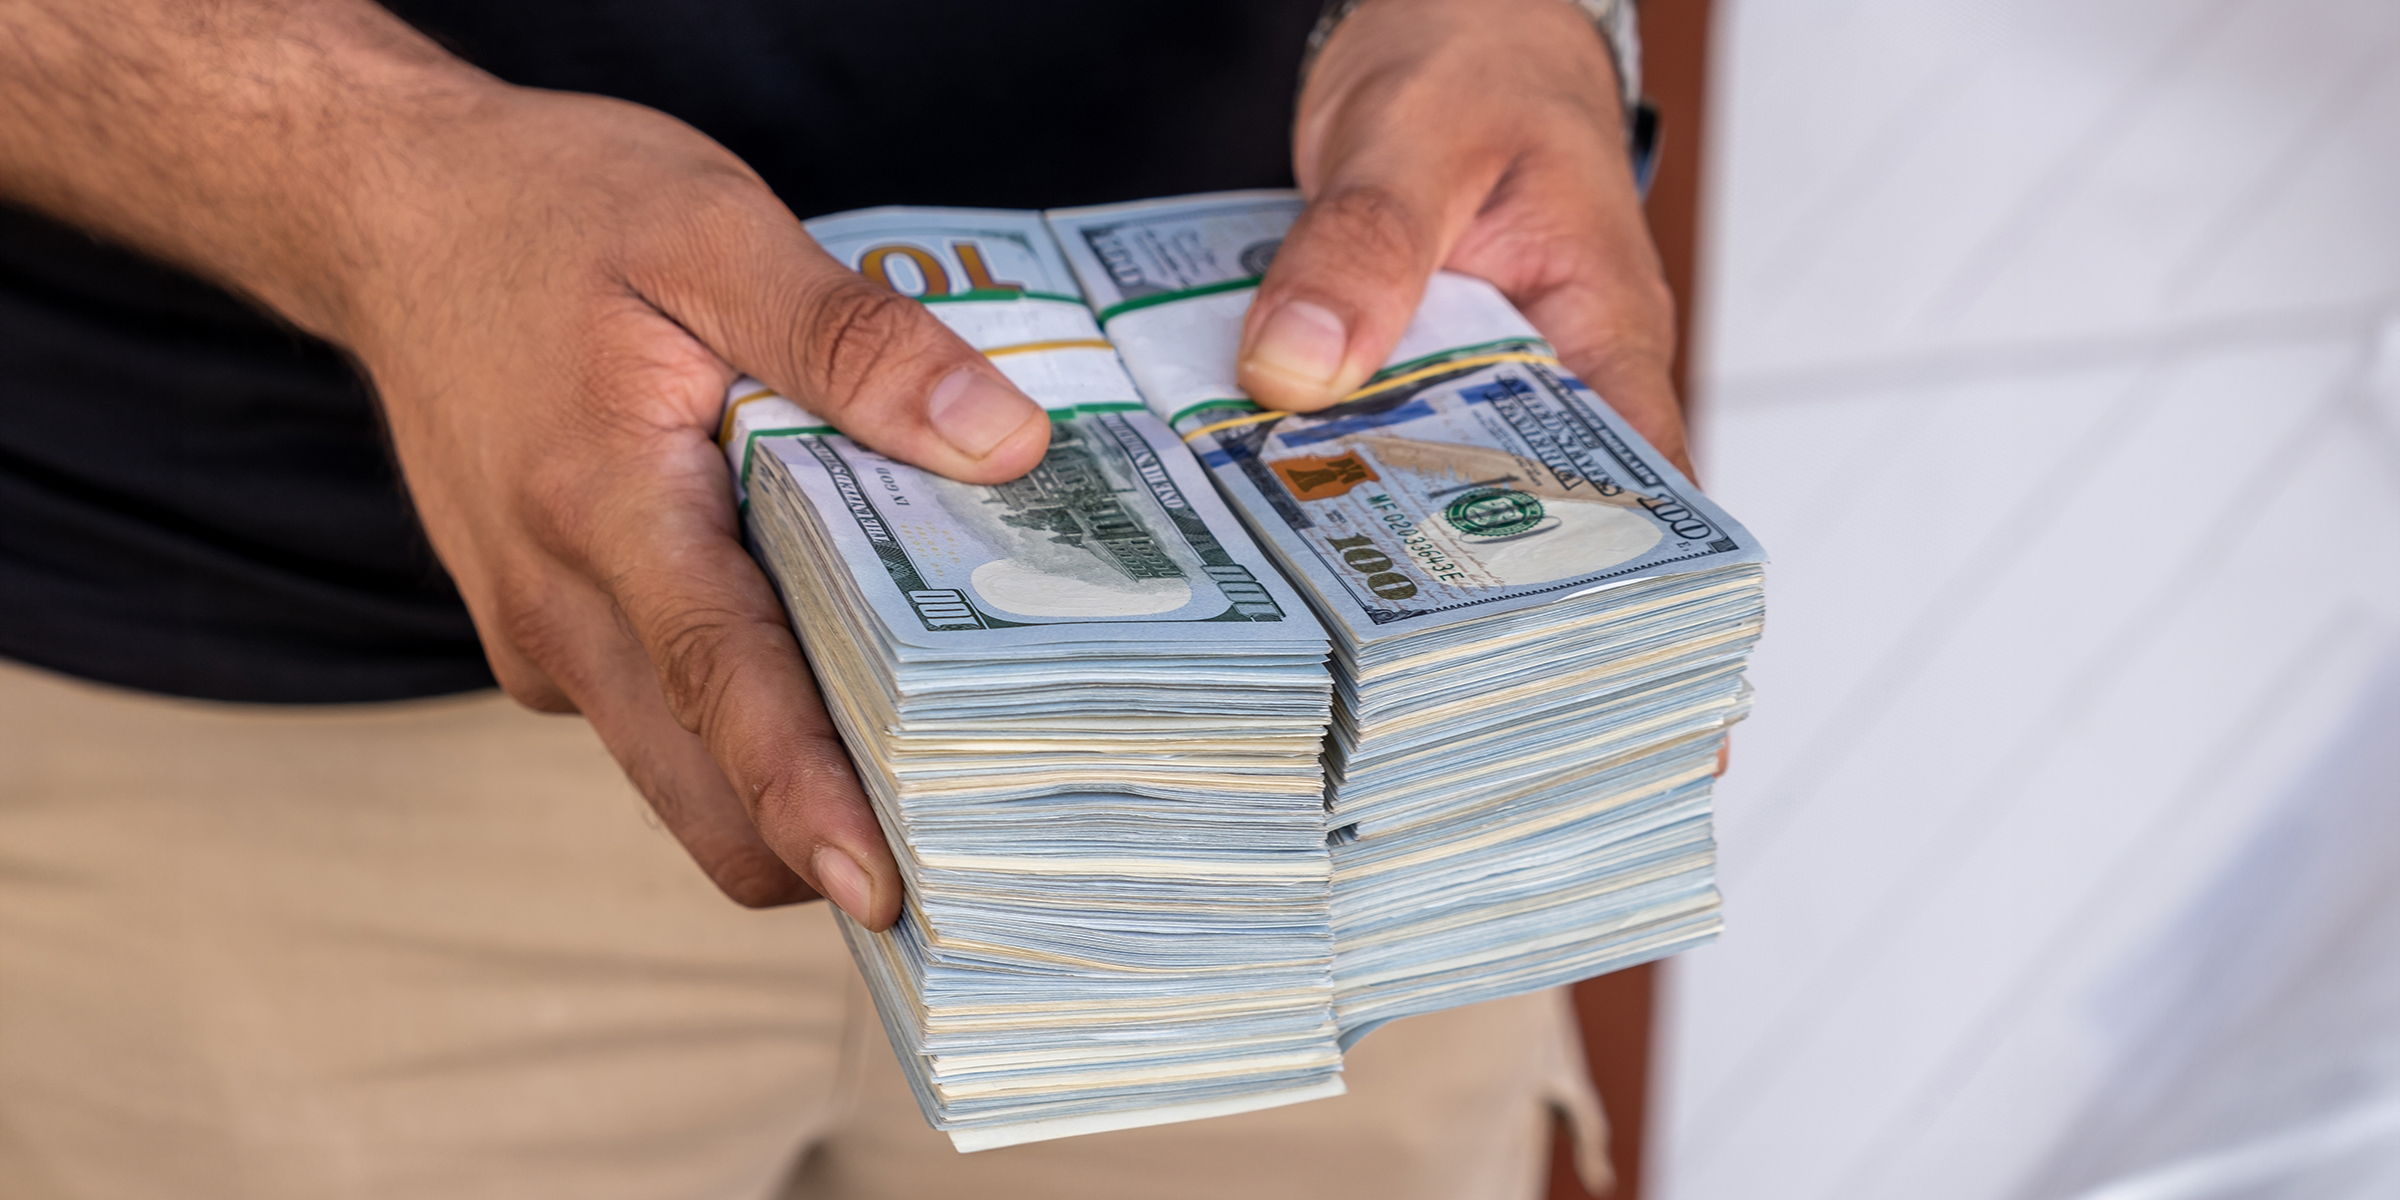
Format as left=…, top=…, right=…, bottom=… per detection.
left=1047, top=192, right=1762, bottom=1039
left=717, top=207, right=1344, bottom=1151
left=723, top=208, right=1325, bottom=656
left=1044, top=191, right=1766, bottom=647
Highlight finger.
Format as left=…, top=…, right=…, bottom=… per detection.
left=522, top=340, right=905, bottom=928
left=627, top=185, right=1051, bottom=485
left=1447, top=151, right=1692, bottom=480
left=1510, top=269, right=1691, bottom=481
left=627, top=534, right=900, bottom=928
left=618, top=535, right=900, bottom=926
left=599, top=475, right=901, bottom=928
left=1238, top=175, right=1476, bottom=413
left=541, top=566, right=818, bottom=908
left=1247, top=0, right=1594, bottom=412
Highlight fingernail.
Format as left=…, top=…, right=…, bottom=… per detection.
left=812, top=846, right=875, bottom=921
left=928, top=368, right=1043, bottom=460
left=1244, top=300, right=1350, bottom=392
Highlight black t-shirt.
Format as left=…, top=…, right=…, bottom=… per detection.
left=0, top=0, right=1318, bottom=702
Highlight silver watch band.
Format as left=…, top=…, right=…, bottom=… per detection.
left=1299, top=0, right=1642, bottom=119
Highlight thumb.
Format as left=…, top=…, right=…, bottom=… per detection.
left=1236, top=183, right=1467, bottom=412
left=631, top=197, right=1051, bottom=484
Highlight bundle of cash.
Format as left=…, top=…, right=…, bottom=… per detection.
left=722, top=208, right=1343, bottom=1150
left=1046, top=192, right=1766, bottom=1038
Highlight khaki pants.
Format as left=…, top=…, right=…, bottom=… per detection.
left=0, top=658, right=1607, bottom=1199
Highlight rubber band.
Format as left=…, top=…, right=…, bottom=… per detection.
left=716, top=387, right=780, bottom=446
left=1179, top=352, right=1564, bottom=443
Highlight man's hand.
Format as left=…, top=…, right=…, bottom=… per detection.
left=339, top=88, right=1057, bottom=923
left=1239, top=0, right=1690, bottom=478
left=0, top=1, right=1052, bottom=924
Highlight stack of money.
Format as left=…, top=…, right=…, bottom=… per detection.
left=1047, top=192, right=1767, bottom=1038
left=722, top=209, right=1344, bottom=1149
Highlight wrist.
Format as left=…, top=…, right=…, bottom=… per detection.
left=223, top=38, right=511, bottom=350
left=1300, top=0, right=1631, bottom=125
left=1294, top=0, right=1626, bottom=186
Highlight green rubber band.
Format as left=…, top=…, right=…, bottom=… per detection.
left=739, top=425, right=835, bottom=486
left=1095, top=276, right=1261, bottom=325
left=917, top=289, right=1087, bottom=306
left=1364, top=337, right=1558, bottom=385
left=1166, top=397, right=1260, bottom=426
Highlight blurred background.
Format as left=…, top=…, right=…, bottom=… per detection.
left=1634, top=1, right=2400, bottom=1198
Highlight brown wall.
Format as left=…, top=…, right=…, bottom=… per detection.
left=1547, top=2, right=1714, bottom=1198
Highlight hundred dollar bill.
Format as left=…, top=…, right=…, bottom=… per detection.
left=721, top=206, right=1146, bottom=500
left=716, top=207, right=1344, bottom=1151
left=721, top=208, right=1325, bottom=653
left=1045, top=192, right=1766, bottom=647
left=746, top=410, right=1324, bottom=649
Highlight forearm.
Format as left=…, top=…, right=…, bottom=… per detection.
left=0, top=0, right=492, bottom=340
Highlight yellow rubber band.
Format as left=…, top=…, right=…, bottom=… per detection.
left=981, top=338, right=1118, bottom=358
left=1179, top=352, right=1564, bottom=443
left=1342, top=351, right=1561, bottom=403
left=1181, top=410, right=1287, bottom=442
left=716, top=387, right=780, bottom=446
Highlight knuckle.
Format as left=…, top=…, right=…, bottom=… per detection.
left=516, top=458, right=600, bottom=558
left=613, top=748, right=810, bottom=907
left=491, top=574, right=564, bottom=656
left=630, top=157, right=778, bottom=264
left=1577, top=314, right=1675, bottom=378
left=703, top=850, right=813, bottom=908
left=481, top=575, right=586, bottom=713
left=745, top=739, right=864, bottom=834
left=1535, top=272, right=1677, bottom=378
left=1301, top=185, right=1434, bottom=273
left=648, top=603, right=756, bottom=734
left=493, top=663, right=577, bottom=714
left=673, top=164, right=775, bottom=229
left=793, top=281, right=932, bottom=415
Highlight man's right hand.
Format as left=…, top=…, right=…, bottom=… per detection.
left=0, top=0, right=1052, bottom=924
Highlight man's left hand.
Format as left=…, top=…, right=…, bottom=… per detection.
left=1239, top=0, right=1688, bottom=477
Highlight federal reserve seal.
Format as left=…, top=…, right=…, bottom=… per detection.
left=1441, top=488, right=1548, bottom=539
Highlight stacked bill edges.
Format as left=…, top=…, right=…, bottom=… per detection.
left=722, top=195, right=1769, bottom=1150
left=725, top=207, right=1344, bottom=1151
left=1045, top=193, right=1767, bottom=1043
left=1316, top=465, right=1764, bottom=1035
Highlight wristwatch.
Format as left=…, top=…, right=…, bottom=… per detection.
left=1300, top=0, right=1642, bottom=119
left=1299, top=0, right=1655, bottom=190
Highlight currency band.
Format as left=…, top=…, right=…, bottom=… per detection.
left=980, top=338, right=1118, bottom=358
left=919, top=288, right=1087, bottom=307
left=1178, top=351, right=1567, bottom=444
left=1344, top=351, right=1563, bottom=403
left=1095, top=276, right=1261, bottom=326
left=1180, top=410, right=1288, bottom=442
left=717, top=386, right=780, bottom=446
left=1166, top=398, right=1260, bottom=427
left=719, top=338, right=1117, bottom=447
